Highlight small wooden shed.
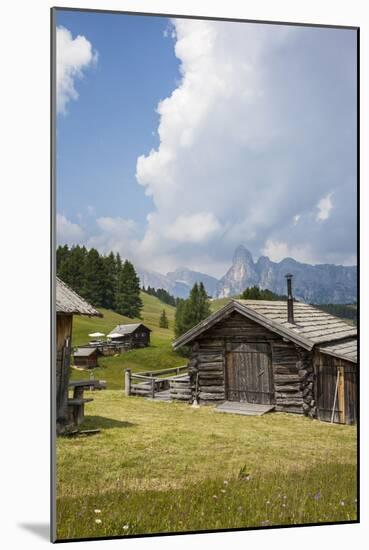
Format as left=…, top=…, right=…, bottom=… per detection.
left=173, top=299, right=357, bottom=424
left=73, top=347, right=99, bottom=369
left=56, top=277, right=102, bottom=434
left=107, top=323, right=151, bottom=348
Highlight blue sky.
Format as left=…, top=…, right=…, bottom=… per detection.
left=56, top=10, right=357, bottom=277
left=56, top=10, right=179, bottom=236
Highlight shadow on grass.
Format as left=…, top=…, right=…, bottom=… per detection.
left=82, top=416, right=136, bottom=430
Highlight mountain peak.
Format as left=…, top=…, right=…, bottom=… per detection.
left=232, top=245, right=254, bottom=265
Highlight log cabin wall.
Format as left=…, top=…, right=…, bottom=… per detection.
left=115, top=328, right=150, bottom=349
left=56, top=313, right=73, bottom=433
left=188, top=311, right=314, bottom=414
left=131, top=328, right=151, bottom=348
left=273, top=343, right=315, bottom=416
left=314, top=351, right=357, bottom=425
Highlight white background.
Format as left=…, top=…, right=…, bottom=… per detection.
left=0, top=0, right=367, bottom=548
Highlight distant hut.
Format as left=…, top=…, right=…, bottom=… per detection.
left=73, top=347, right=99, bottom=369
left=107, top=323, right=151, bottom=349
left=173, top=275, right=357, bottom=425
left=55, top=277, right=102, bottom=434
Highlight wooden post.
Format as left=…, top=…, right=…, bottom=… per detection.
left=151, top=377, right=155, bottom=399
left=338, top=363, right=345, bottom=424
left=125, top=369, right=131, bottom=397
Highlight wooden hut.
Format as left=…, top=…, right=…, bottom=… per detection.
left=73, top=347, right=99, bottom=369
left=173, top=292, right=357, bottom=425
left=107, top=323, right=151, bottom=349
left=56, top=277, right=102, bottom=434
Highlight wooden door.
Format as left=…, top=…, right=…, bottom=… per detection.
left=317, top=360, right=356, bottom=425
left=316, top=364, right=340, bottom=422
left=226, top=342, right=273, bottom=404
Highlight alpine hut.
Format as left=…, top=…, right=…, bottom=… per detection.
left=173, top=275, right=357, bottom=425
left=107, top=323, right=151, bottom=349
left=55, top=277, right=102, bottom=434
left=73, top=347, right=99, bottom=369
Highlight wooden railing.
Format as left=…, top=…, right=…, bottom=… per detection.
left=125, top=365, right=189, bottom=398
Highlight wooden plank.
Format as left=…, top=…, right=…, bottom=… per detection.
left=198, top=385, right=224, bottom=393
left=274, top=374, right=300, bottom=384
left=338, top=364, right=345, bottom=424
left=199, top=392, right=225, bottom=400
left=215, top=401, right=275, bottom=416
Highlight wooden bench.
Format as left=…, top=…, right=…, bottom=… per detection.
left=67, top=397, right=93, bottom=426
left=67, top=380, right=106, bottom=427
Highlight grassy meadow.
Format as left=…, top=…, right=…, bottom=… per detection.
left=57, top=291, right=357, bottom=540
left=57, top=392, right=357, bottom=539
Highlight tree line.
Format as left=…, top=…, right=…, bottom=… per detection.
left=239, top=286, right=288, bottom=301
left=315, top=303, right=357, bottom=325
left=56, top=245, right=142, bottom=318
left=142, top=286, right=177, bottom=307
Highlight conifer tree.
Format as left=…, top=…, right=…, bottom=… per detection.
left=56, top=244, right=69, bottom=272
left=57, top=245, right=87, bottom=295
left=174, top=282, right=211, bottom=338
left=197, top=282, right=211, bottom=320
left=174, top=299, right=188, bottom=338
left=159, top=309, right=169, bottom=329
left=102, top=252, right=117, bottom=309
left=116, top=260, right=143, bottom=318
left=83, top=248, right=105, bottom=306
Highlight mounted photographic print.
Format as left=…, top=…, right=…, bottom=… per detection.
left=51, top=6, right=358, bottom=542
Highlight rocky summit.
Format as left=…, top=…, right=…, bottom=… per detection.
left=216, top=245, right=357, bottom=304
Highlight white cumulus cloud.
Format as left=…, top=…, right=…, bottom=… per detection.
left=316, top=193, right=333, bottom=221
left=261, top=239, right=318, bottom=264
left=56, top=26, right=98, bottom=114
left=87, top=217, right=139, bottom=256
left=133, top=19, right=356, bottom=274
left=56, top=214, right=84, bottom=244
left=166, top=212, right=221, bottom=243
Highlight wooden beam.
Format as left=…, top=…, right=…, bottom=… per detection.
left=124, top=369, right=131, bottom=397
left=338, top=363, right=345, bottom=424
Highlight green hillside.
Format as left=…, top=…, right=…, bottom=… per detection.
left=70, top=292, right=184, bottom=389
left=210, top=297, right=233, bottom=312
left=72, top=291, right=176, bottom=347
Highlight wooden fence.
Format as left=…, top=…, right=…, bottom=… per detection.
left=77, top=342, right=131, bottom=356
left=125, top=365, right=191, bottom=400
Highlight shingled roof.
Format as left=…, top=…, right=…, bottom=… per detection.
left=107, top=323, right=151, bottom=337
left=318, top=339, right=357, bottom=363
left=56, top=277, right=102, bottom=317
left=173, top=299, right=357, bottom=362
left=73, top=347, right=97, bottom=357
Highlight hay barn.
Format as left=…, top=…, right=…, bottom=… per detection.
left=56, top=277, right=102, bottom=434
left=173, top=279, right=357, bottom=425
